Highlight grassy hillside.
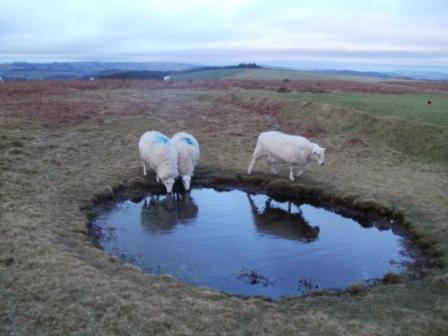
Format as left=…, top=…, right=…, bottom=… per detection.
left=172, top=89, right=448, bottom=166
left=1, top=81, right=448, bottom=335
left=171, top=68, right=387, bottom=82
left=256, top=91, right=448, bottom=126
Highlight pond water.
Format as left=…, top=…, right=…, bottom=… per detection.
left=91, top=188, right=415, bottom=299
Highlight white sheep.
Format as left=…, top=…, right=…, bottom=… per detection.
left=247, top=131, right=325, bottom=181
left=138, top=130, right=179, bottom=193
left=171, top=132, right=200, bottom=190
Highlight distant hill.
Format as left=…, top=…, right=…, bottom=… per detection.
left=387, top=70, right=448, bottom=81
left=94, top=63, right=262, bottom=80
left=1, top=61, right=447, bottom=81
left=169, top=67, right=392, bottom=82
left=96, top=70, right=169, bottom=80
left=170, top=67, right=448, bottom=82
left=315, top=69, right=393, bottom=79
left=0, top=62, right=199, bottom=80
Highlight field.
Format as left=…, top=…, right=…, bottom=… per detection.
left=1, top=79, right=448, bottom=335
left=170, top=68, right=388, bottom=82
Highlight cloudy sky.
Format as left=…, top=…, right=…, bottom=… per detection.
left=1, top=0, right=447, bottom=71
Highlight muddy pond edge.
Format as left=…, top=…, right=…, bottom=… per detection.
left=80, top=173, right=444, bottom=301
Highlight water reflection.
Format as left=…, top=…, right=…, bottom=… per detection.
left=247, top=194, right=320, bottom=242
left=92, top=188, right=415, bottom=299
left=141, top=192, right=199, bottom=233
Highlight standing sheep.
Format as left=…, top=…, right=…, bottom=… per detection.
left=247, top=131, right=325, bottom=181
left=138, top=130, right=179, bottom=193
left=171, top=132, right=200, bottom=191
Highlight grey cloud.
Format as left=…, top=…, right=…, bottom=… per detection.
left=0, top=0, right=447, bottom=71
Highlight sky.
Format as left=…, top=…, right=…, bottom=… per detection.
left=0, top=0, right=447, bottom=71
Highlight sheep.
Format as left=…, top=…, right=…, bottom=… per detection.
left=247, top=131, right=325, bottom=181
left=138, top=130, right=179, bottom=193
left=163, top=75, right=171, bottom=81
left=171, top=132, right=200, bottom=190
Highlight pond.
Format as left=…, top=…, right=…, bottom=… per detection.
left=91, top=187, right=415, bottom=299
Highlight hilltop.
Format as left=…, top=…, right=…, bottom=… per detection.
left=2, top=61, right=447, bottom=82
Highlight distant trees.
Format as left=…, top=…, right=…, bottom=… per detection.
left=237, top=63, right=261, bottom=69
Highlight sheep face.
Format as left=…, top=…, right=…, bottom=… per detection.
left=162, top=177, right=176, bottom=194
left=311, top=146, right=326, bottom=166
left=181, top=176, right=191, bottom=191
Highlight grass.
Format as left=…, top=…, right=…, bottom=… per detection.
left=171, top=68, right=385, bottom=82
left=238, top=89, right=448, bottom=126
left=291, top=92, right=448, bottom=126
left=217, top=89, right=448, bottom=166
left=1, top=81, right=448, bottom=335
left=171, top=68, right=248, bottom=80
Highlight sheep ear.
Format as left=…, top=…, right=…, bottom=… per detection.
left=322, top=147, right=327, bottom=151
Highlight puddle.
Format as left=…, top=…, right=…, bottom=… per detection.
left=91, top=188, right=416, bottom=299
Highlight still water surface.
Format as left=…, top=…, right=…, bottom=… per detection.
left=92, top=188, right=413, bottom=298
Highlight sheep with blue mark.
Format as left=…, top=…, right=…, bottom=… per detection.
left=138, top=130, right=179, bottom=193
left=171, top=132, right=200, bottom=191
left=247, top=131, right=326, bottom=181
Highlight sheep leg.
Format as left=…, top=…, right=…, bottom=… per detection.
left=267, top=157, right=279, bottom=175
left=247, top=157, right=257, bottom=175
left=295, top=168, right=304, bottom=177
left=289, top=167, right=295, bottom=181
left=142, top=161, right=147, bottom=176
left=247, top=146, right=262, bottom=175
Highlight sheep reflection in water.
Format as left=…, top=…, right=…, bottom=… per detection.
left=140, top=192, right=199, bottom=233
left=246, top=194, right=320, bottom=242
left=92, top=188, right=415, bottom=298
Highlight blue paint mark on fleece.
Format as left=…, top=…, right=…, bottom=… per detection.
left=183, top=137, right=194, bottom=145
left=154, top=134, right=169, bottom=144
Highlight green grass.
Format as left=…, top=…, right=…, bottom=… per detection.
left=293, top=92, right=448, bottom=126
left=171, top=68, right=384, bottom=82
left=243, top=90, right=448, bottom=126
left=228, top=90, right=448, bottom=166
left=171, top=68, right=247, bottom=80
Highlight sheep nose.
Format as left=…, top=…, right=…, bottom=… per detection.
left=321, top=162, right=325, bottom=166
